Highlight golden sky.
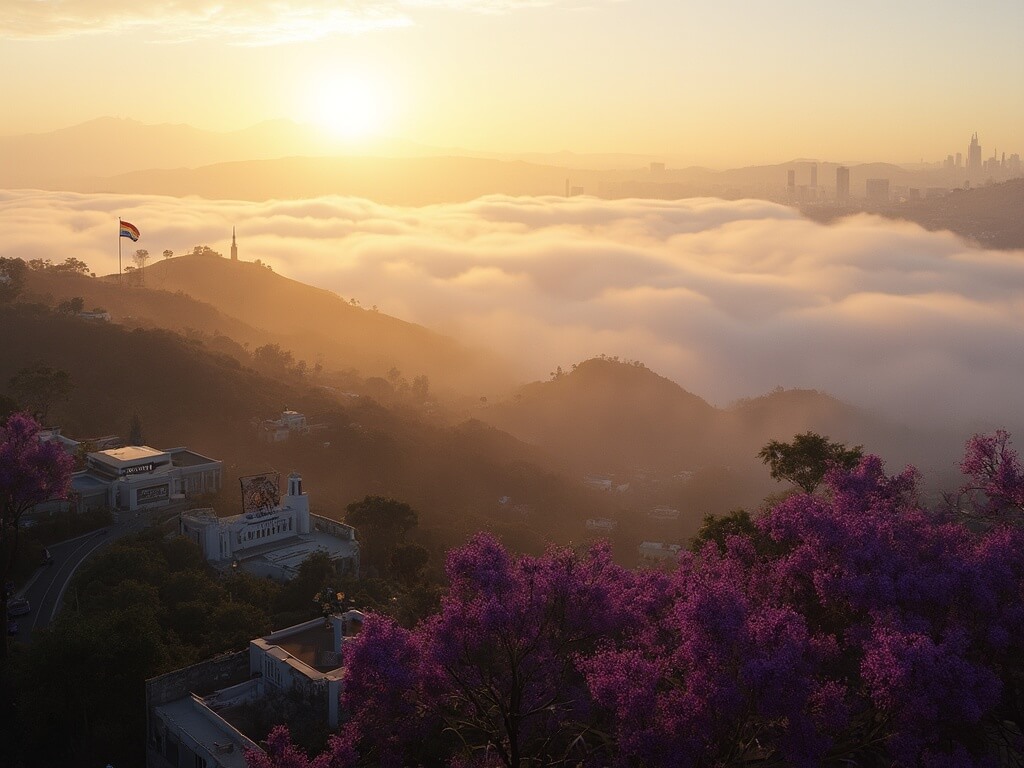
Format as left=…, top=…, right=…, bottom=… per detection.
left=2, top=1, right=1022, bottom=165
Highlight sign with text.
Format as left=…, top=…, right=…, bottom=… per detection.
left=122, top=463, right=155, bottom=476
left=136, top=485, right=169, bottom=505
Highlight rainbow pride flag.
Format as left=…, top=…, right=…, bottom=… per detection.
left=119, top=220, right=140, bottom=241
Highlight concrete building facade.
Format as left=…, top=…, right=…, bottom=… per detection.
left=179, top=473, right=359, bottom=581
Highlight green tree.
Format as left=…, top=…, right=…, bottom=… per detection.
left=689, top=509, right=758, bottom=553
left=9, top=363, right=73, bottom=423
left=253, top=343, right=294, bottom=375
left=51, top=257, right=91, bottom=275
left=758, top=431, right=864, bottom=494
left=57, top=296, right=84, bottom=314
left=0, top=257, right=26, bottom=303
left=391, top=542, right=430, bottom=586
left=345, top=496, right=418, bottom=575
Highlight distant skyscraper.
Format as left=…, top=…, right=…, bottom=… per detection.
left=787, top=169, right=796, bottom=192
left=955, top=152, right=962, bottom=168
left=810, top=163, right=818, bottom=188
left=968, top=133, right=982, bottom=177
left=836, top=166, right=850, bottom=202
left=231, top=227, right=238, bottom=261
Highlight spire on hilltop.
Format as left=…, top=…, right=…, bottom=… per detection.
left=230, top=226, right=238, bottom=261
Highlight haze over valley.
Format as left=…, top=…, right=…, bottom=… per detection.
left=3, top=2, right=1024, bottom=766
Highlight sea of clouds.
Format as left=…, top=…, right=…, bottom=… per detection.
left=2, top=188, right=1022, bottom=432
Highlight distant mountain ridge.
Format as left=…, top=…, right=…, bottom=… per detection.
left=0, top=117, right=972, bottom=206
left=480, top=357, right=937, bottom=482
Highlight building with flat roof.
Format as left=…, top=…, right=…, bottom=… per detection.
left=179, top=473, right=359, bottom=581
left=146, top=611, right=365, bottom=768
left=73, top=445, right=222, bottom=513
left=256, top=410, right=309, bottom=443
left=638, top=541, right=682, bottom=564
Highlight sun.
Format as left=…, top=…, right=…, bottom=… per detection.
left=309, top=74, right=388, bottom=141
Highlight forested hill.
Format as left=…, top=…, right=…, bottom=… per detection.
left=136, top=254, right=507, bottom=394
left=481, top=357, right=940, bottom=481
left=483, top=358, right=720, bottom=472
left=0, top=303, right=316, bottom=449
left=21, top=254, right=507, bottom=394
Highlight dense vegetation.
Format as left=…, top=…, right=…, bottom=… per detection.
left=251, top=434, right=1024, bottom=768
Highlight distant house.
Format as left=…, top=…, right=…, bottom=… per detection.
left=146, top=610, right=365, bottom=768
left=648, top=506, right=681, bottom=521
left=76, top=310, right=111, bottom=321
left=638, top=541, right=682, bottom=564
left=583, top=475, right=613, bottom=491
left=257, top=410, right=308, bottom=443
left=179, top=473, right=359, bottom=581
left=586, top=518, right=618, bottom=532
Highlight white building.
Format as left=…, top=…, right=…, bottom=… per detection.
left=179, top=473, right=359, bottom=581
left=638, top=541, right=682, bottom=564
left=146, top=611, right=365, bottom=768
left=257, top=410, right=308, bottom=443
left=71, top=445, right=223, bottom=513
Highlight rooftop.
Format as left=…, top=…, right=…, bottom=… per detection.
left=238, top=531, right=359, bottom=575
left=91, top=445, right=167, bottom=466
left=154, top=695, right=258, bottom=768
left=168, top=447, right=222, bottom=468
left=272, top=622, right=342, bottom=673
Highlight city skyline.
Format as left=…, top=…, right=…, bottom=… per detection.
left=2, top=1, right=1022, bottom=166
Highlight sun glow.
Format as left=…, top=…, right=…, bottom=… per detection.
left=309, top=73, right=390, bottom=141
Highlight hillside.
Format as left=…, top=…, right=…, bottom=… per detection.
left=482, top=358, right=721, bottom=473
left=20, top=256, right=507, bottom=394
left=0, top=303, right=314, bottom=449
left=480, top=358, right=943, bottom=484
left=0, top=303, right=614, bottom=554
left=135, top=254, right=505, bottom=392
left=84, top=155, right=587, bottom=204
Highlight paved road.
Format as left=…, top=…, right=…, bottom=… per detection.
left=10, top=506, right=182, bottom=641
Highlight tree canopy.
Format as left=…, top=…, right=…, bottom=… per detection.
left=252, top=437, right=1024, bottom=768
left=758, top=431, right=863, bottom=493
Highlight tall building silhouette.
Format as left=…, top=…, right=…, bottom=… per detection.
left=967, top=133, right=982, bottom=177
left=230, top=227, right=238, bottom=261
left=836, top=166, right=850, bottom=202
left=810, top=164, right=818, bottom=188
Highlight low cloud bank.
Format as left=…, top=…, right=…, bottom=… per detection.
left=2, top=188, right=1022, bottom=431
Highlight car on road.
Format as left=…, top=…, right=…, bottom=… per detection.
left=42, top=547, right=53, bottom=565
left=7, top=597, right=30, bottom=616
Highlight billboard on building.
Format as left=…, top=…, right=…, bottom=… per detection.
left=240, top=473, right=281, bottom=516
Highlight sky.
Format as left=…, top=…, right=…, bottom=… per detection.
left=2, top=0, right=1022, bottom=165
left=4, top=188, right=1024, bottom=435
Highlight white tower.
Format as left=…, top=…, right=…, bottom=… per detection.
left=286, top=472, right=310, bottom=533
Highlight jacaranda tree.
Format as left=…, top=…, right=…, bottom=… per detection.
left=250, top=433, right=1024, bottom=768
left=0, top=412, right=74, bottom=660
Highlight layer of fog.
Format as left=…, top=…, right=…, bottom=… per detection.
left=3, top=188, right=1023, bottom=433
